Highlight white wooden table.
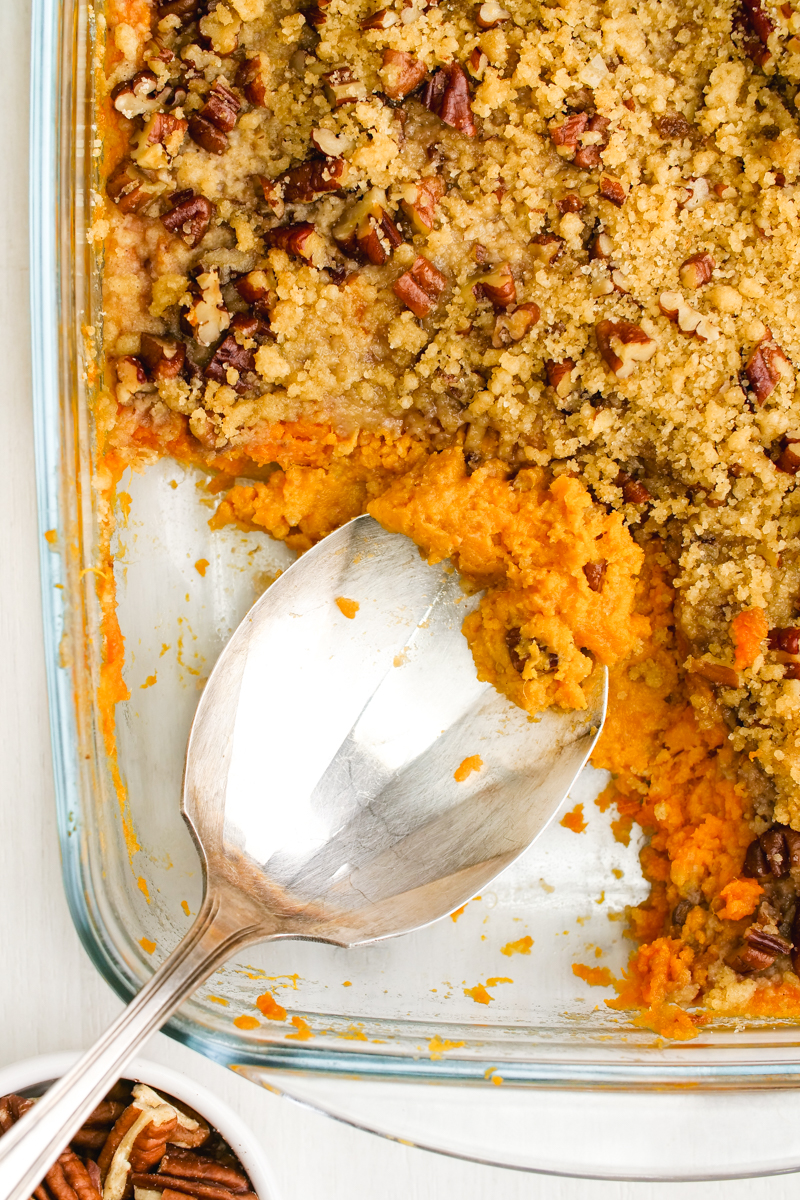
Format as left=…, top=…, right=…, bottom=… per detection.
left=5, top=2, right=800, bottom=1194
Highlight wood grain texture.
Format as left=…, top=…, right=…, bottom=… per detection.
left=5, top=2, right=800, bottom=1196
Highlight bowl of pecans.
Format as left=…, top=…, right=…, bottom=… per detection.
left=0, top=1055, right=280, bottom=1200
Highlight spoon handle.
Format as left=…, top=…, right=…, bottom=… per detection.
left=0, top=888, right=268, bottom=1200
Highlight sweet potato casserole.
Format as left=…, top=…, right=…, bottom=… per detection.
left=97, top=0, right=800, bottom=1036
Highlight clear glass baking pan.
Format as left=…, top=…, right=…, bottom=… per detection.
left=29, top=0, right=800, bottom=1103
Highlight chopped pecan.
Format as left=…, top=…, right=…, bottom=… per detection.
left=531, top=233, right=563, bottom=264
left=658, top=291, right=719, bottom=342
left=183, top=271, right=231, bottom=347
left=278, top=155, right=347, bottom=203
left=323, top=67, right=367, bottom=106
left=111, top=70, right=161, bottom=119
left=730, top=941, right=778, bottom=973
left=599, top=175, right=626, bottom=206
left=393, top=255, right=447, bottom=317
left=574, top=114, right=610, bottom=169
left=264, top=221, right=320, bottom=262
left=687, top=656, right=740, bottom=687
left=589, top=231, right=613, bottom=260
left=236, top=269, right=273, bottom=309
left=467, top=47, right=488, bottom=78
left=157, top=0, right=202, bottom=21
left=745, top=332, right=793, bottom=404
left=161, top=191, right=214, bottom=248
left=258, top=177, right=285, bottom=219
left=774, top=435, right=800, bottom=474
left=475, top=262, right=516, bottom=308
left=545, top=358, right=575, bottom=397
left=106, top=160, right=164, bottom=214
left=550, top=112, right=588, bottom=156
left=505, top=628, right=526, bottom=673
left=556, top=193, right=584, bottom=214
left=333, top=188, right=403, bottom=264
left=743, top=838, right=771, bottom=878
left=679, top=176, right=709, bottom=210
left=158, top=1149, right=249, bottom=1192
left=131, top=112, right=188, bottom=169
left=311, top=128, right=350, bottom=157
left=189, top=79, right=241, bottom=154
left=735, top=0, right=774, bottom=65
left=596, top=319, right=656, bottom=379
left=235, top=54, right=270, bottom=106
left=304, top=0, right=331, bottom=27
left=476, top=0, right=510, bottom=26
left=140, top=335, right=187, bottom=382
left=421, top=63, right=476, bottom=136
left=204, top=334, right=256, bottom=390
left=656, top=111, right=692, bottom=140
left=761, top=827, right=789, bottom=877
left=381, top=49, right=427, bottom=99
left=583, top=560, right=607, bottom=592
left=115, top=356, right=148, bottom=406
left=361, top=7, right=399, bottom=27
left=768, top=627, right=800, bottom=654
left=614, top=469, right=651, bottom=505
left=492, top=302, right=539, bottom=347
left=679, top=252, right=715, bottom=289
left=400, top=175, right=445, bottom=233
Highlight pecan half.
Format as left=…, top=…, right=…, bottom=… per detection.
left=133, top=1175, right=256, bottom=1200
left=278, top=155, right=347, bottom=203
left=235, top=54, right=270, bottom=106
left=583, top=560, right=607, bottom=592
left=140, top=335, right=187, bottom=382
left=393, top=256, right=447, bottom=317
left=421, top=63, right=476, bottom=136
left=159, top=1149, right=249, bottom=1192
left=161, top=191, right=215, bottom=247
left=400, top=175, right=445, bottom=233
left=545, top=358, right=575, bottom=397
left=596, top=319, right=656, bottom=379
left=264, top=222, right=320, bottom=262
left=743, top=838, right=771, bottom=878
left=381, top=49, right=427, bottom=99
left=475, top=262, right=516, bottom=308
left=46, top=1149, right=103, bottom=1200
left=111, top=70, right=161, bottom=119
left=679, top=252, right=715, bottom=289
left=745, top=332, right=793, bottom=404
left=333, top=188, right=403, bottom=264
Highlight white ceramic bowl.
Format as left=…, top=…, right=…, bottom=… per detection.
left=0, top=1054, right=281, bottom=1200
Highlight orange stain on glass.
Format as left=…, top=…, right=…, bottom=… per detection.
left=140, top=674, right=157, bottom=689
left=139, top=937, right=156, bottom=954
left=256, top=990, right=287, bottom=1021
left=464, top=984, right=492, bottom=1005
left=335, top=596, right=360, bottom=619
left=572, top=963, right=615, bottom=987
left=195, top=558, right=210, bottom=577
left=286, top=1016, right=313, bottom=1040
left=454, top=755, right=483, bottom=783
left=137, top=876, right=150, bottom=902
left=500, top=935, right=533, bottom=957
left=560, top=803, right=587, bottom=833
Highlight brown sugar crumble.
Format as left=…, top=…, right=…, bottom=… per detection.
left=97, top=0, right=800, bottom=1032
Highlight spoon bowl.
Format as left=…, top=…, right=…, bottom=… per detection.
left=0, top=514, right=606, bottom=1200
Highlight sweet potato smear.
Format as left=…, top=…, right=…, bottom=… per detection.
left=370, top=447, right=645, bottom=711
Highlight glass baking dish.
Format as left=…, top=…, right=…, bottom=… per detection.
left=29, top=0, right=800, bottom=1101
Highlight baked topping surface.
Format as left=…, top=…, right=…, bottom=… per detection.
left=98, top=0, right=800, bottom=1030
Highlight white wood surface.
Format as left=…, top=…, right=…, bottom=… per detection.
left=5, top=1, right=800, bottom=1194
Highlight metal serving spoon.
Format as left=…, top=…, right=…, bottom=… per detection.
left=0, top=513, right=606, bottom=1200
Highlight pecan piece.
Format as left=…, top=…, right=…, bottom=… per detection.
left=545, top=358, right=575, bottom=397
left=687, top=657, right=740, bottom=687
left=476, top=0, right=510, bottom=26
left=189, top=79, right=241, bottom=154
left=735, top=0, right=774, bottom=65
left=111, top=70, right=161, bottom=119
left=361, top=7, right=399, bottom=27
left=531, top=233, right=563, bottom=264
left=556, top=193, right=584, bottom=214
left=0, top=1094, right=34, bottom=1133
left=475, top=262, right=515, bottom=308
left=774, top=435, right=800, bottom=475
left=745, top=332, right=792, bottom=404
left=589, top=231, right=613, bottom=260
left=130, top=1114, right=180, bottom=1173
left=235, top=54, right=270, bottom=106
left=659, top=291, right=719, bottom=342
left=761, top=827, right=789, bottom=877
left=549, top=112, right=588, bottom=157
left=492, top=302, right=540, bottom=347
left=106, top=160, right=164, bottom=214
left=157, top=0, right=202, bottom=21
left=614, top=469, right=651, bottom=505
left=421, top=63, right=476, bottom=136
left=235, top=269, right=273, bottom=314
left=204, top=334, right=256, bottom=390
left=323, top=67, right=367, bottom=106
left=656, top=112, right=692, bottom=140
left=264, top=222, right=321, bottom=262
left=131, top=112, right=188, bottom=169
left=161, top=191, right=215, bottom=247
left=188, top=118, right=228, bottom=159
left=596, top=319, right=656, bottom=379
left=305, top=0, right=331, bottom=27
left=400, top=175, right=445, bottom=233
left=333, top=188, right=403, bottom=264
left=467, top=47, right=488, bottom=78
left=743, top=838, right=771, bottom=878
left=278, top=155, right=347, bottom=203
left=583, top=560, right=607, bottom=592
left=599, top=175, right=626, bottom=206
left=574, top=114, right=610, bottom=169
left=115, top=356, right=148, bottom=406
left=679, top=252, right=715, bottom=289
left=311, top=128, right=350, bottom=157
left=183, top=271, right=231, bottom=347
left=139, top=335, right=187, bottom=382
left=393, top=255, right=447, bottom=317
left=159, top=1149, right=249, bottom=1192
left=381, top=50, right=427, bottom=99
left=768, top=627, right=800, bottom=654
